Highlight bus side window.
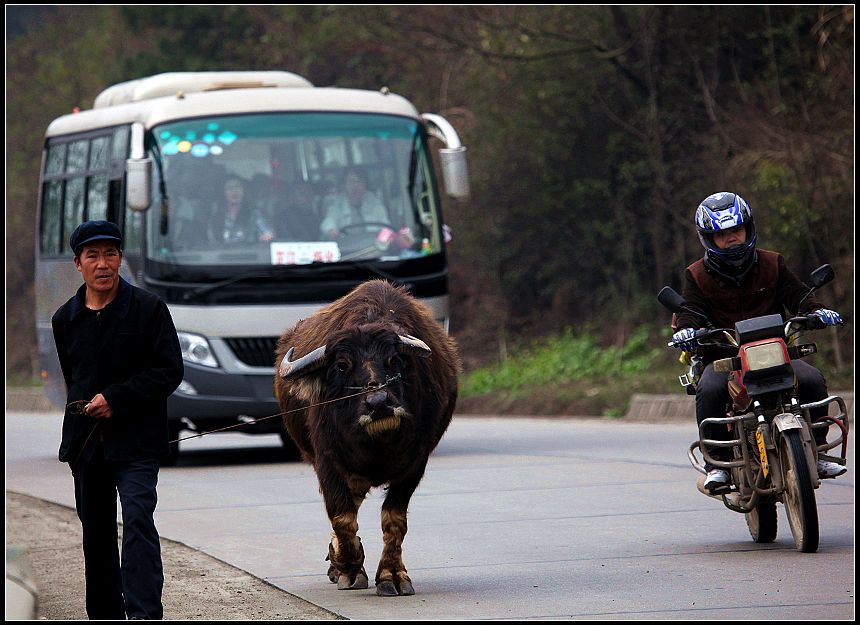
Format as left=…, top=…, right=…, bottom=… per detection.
left=110, top=126, right=132, bottom=244
left=87, top=136, right=110, bottom=221
left=87, top=174, right=109, bottom=221
left=39, top=143, right=67, bottom=255
left=61, top=139, right=88, bottom=255
left=45, top=143, right=66, bottom=175
left=124, top=208, right=144, bottom=253
left=40, top=131, right=123, bottom=256
left=66, top=139, right=89, bottom=174
left=40, top=180, right=63, bottom=255
left=63, top=178, right=85, bottom=250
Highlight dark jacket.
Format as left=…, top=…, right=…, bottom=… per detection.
left=676, top=249, right=824, bottom=363
left=52, top=278, right=183, bottom=463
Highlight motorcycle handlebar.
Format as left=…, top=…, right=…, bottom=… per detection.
left=667, top=315, right=837, bottom=349
left=787, top=312, right=846, bottom=332
left=667, top=327, right=735, bottom=349
left=667, top=313, right=841, bottom=350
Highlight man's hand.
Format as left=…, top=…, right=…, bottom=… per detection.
left=814, top=309, right=843, bottom=326
left=84, top=393, right=114, bottom=419
left=669, top=328, right=698, bottom=352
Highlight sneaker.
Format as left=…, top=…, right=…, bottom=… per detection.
left=704, top=468, right=730, bottom=491
left=817, top=459, right=847, bottom=479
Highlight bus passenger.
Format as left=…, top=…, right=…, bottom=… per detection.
left=212, top=177, right=275, bottom=244
left=319, top=168, right=388, bottom=239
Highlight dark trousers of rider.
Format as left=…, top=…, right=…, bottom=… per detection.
left=696, top=359, right=829, bottom=470
left=73, top=441, right=164, bottom=620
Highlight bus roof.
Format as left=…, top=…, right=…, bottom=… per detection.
left=93, top=71, right=314, bottom=107
left=45, top=72, right=421, bottom=138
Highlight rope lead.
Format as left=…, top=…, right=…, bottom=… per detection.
left=171, top=374, right=402, bottom=445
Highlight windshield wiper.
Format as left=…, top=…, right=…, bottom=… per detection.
left=182, top=267, right=292, bottom=301
left=283, top=260, right=401, bottom=283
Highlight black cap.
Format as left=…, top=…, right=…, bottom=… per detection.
left=69, top=220, right=123, bottom=256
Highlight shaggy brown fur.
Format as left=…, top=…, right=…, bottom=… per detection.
left=274, top=280, right=461, bottom=596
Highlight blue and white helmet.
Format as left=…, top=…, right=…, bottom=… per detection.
left=695, top=192, right=757, bottom=283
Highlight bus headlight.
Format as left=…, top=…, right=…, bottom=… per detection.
left=178, top=332, right=219, bottom=368
left=743, top=341, right=787, bottom=371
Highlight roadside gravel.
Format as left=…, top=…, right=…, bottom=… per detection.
left=5, top=491, right=341, bottom=621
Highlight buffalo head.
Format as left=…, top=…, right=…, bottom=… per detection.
left=279, top=323, right=430, bottom=436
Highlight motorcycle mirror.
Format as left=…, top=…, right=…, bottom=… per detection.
left=658, top=286, right=711, bottom=323
left=657, top=286, right=687, bottom=314
left=808, top=264, right=835, bottom=289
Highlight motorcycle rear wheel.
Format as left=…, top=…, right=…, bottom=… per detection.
left=733, top=459, right=778, bottom=544
left=745, top=501, right=777, bottom=543
left=779, top=429, right=819, bottom=553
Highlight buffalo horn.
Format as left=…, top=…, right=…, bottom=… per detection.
left=279, top=345, right=328, bottom=379
left=398, top=334, right=431, bottom=357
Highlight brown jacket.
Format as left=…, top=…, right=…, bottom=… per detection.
left=676, top=249, right=824, bottom=362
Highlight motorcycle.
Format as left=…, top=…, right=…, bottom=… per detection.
left=657, top=264, right=849, bottom=553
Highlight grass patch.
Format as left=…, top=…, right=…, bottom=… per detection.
left=459, top=326, right=678, bottom=416
left=461, top=326, right=662, bottom=396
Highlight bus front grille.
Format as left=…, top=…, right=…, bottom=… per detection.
left=224, top=337, right=280, bottom=368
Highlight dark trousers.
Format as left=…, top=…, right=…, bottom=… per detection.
left=73, top=442, right=163, bottom=620
left=696, top=359, right=828, bottom=469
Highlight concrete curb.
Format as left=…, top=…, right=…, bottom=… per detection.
left=625, top=391, right=853, bottom=422
left=6, top=388, right=57, bottom=413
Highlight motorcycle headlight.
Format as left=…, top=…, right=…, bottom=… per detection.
left=743, top=341, right=787, bottom=371
left=178, top=331, right=219, bottom=368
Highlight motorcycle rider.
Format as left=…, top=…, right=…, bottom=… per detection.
left=670, top=191, right=847, bottom=492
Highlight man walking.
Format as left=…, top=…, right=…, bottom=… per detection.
left=52, top=220, right=184, bottom=619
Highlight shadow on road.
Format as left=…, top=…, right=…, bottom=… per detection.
left=163, top=446, right=302, bottom=468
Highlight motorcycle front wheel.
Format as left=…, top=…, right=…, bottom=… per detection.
left=779, top=429, right=819, bottom=553
left=745, top=501, right=777, bottom=543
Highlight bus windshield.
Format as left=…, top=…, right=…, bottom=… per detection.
left=145, top=112, right=443, bottom=270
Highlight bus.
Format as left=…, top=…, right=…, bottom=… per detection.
left=35, top=71, right=469, bottom=464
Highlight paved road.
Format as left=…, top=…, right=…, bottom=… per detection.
left=5, top=412, right=855, bottom=620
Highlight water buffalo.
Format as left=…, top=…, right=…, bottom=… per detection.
left=274, top=280, right=461, bottom=596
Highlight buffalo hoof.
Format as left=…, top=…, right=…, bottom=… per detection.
left=376, top=579, right=415, bottom=597
left=337, top=567, right=369, bottom=590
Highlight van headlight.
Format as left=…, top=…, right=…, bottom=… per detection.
left=178, top=332, right=219, bottom=368
left=743, top=341, right=787, bottom=371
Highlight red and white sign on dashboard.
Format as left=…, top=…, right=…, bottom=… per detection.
left=270, top=242, right=341, bottom=265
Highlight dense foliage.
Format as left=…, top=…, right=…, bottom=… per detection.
left=6, top=6, right=853, bottom=389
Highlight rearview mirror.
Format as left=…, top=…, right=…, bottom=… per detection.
left=657, top=286, right=687, bottom=314
left=439, top=147, right=470, bottom=198
left=808, top=264, right=835, bottom=289
left=126, top=122, right=152, bottom=211
left=421, top=113, right=470, bottom=198
left=126, top=158, right=153, bottom=211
